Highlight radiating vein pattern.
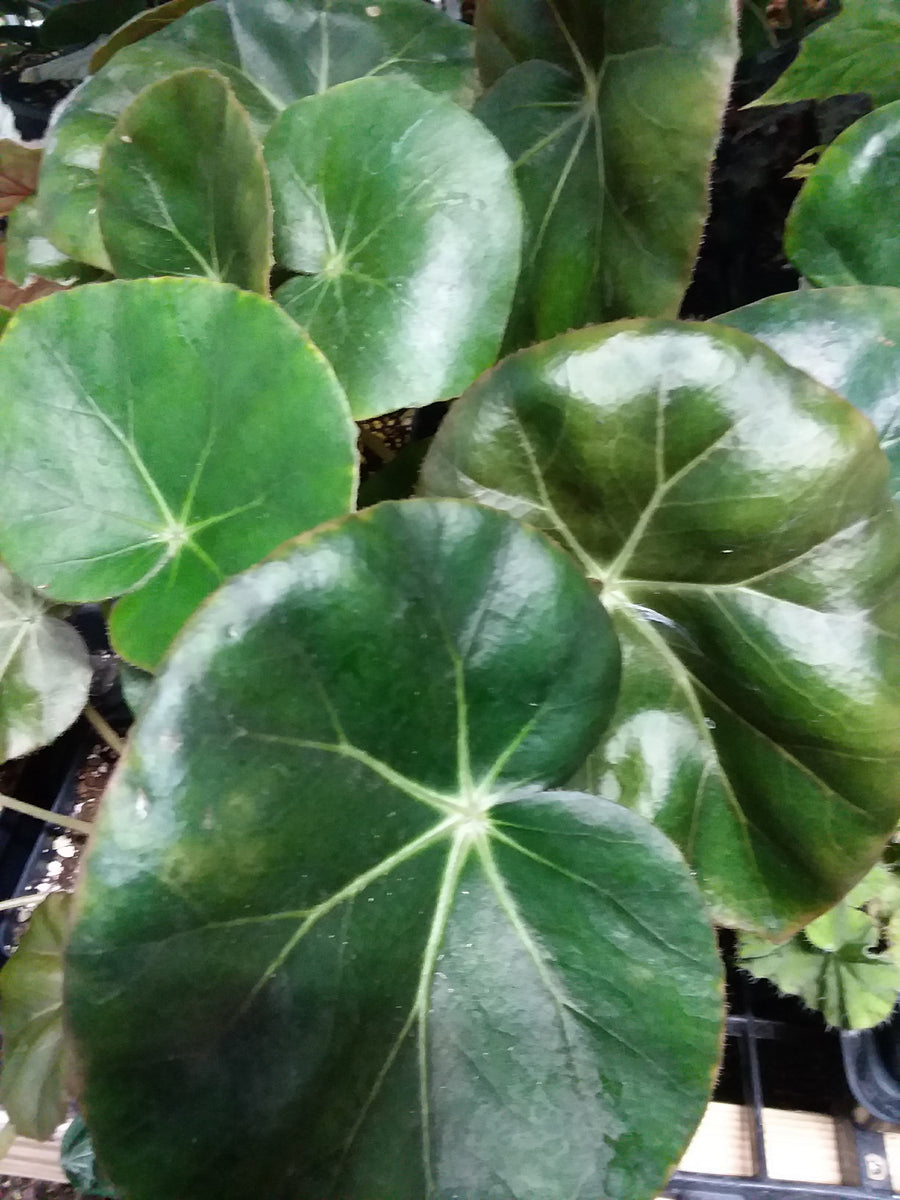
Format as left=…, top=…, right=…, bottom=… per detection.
left=65, top=499, right=723, bottom=1200
left=421, top=320, right=900, bottom=935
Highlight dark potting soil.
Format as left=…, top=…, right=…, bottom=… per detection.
left=0, top=1179, right=76, bottom=1200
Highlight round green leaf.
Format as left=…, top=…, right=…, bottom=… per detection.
left=65, top=499, right=723, bottom=1200
left=752, top=0, right=900, bottom=111
left=98, top=69, right=272, bottom=292
left=421, top=321, right=900, bottom=936
left=37, top=0, right=474, bottom=269
left=0, top=563, right=91, bottom=762
left=786, top=102, right=900, bottom=288
left=718, top=286, right=900, bottom=501
left=473, top=0, right=739, bottom=346
left=0, top=278, right=357, bottom=670
left=267, top=76, right=522, bottom=420
left=0, top=892, right=71, bottom=1141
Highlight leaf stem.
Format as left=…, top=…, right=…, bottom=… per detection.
left=0, top=892, right=44, bottom=913
left=0, top=793, right=91, bottom=836
left=84, top=705, right=125, bottom=756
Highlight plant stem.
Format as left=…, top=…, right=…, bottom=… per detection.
left=0, top=892, right=44, bottom=912
left=84, top=704, right=126, bottom=756
left=0, top=793, right=92, bottom=836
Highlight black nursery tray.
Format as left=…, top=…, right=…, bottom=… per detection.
left=667, top=965, right=900, bottom=1199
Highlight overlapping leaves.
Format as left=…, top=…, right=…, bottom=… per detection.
left=421, top=320, right=900, bottom=936
left=98, top=68, right=272, bottom=291
left=267, top=76, right=522, bottom=418
left=65, top=499, right=723, bottom=1200
left=718, top=286, right=900, bottom=498
left=36, top=0, right=474, bottom=269
left=0, top=278, right=357, bottom=670
left=472, top=0, right=739, bottom=346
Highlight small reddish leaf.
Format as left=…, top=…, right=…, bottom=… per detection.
left=0, top=140, right=40, bottom=217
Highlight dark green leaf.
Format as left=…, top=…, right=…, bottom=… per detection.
left=39, top=0, right=146, bottom=49
left=717, top=286, right=900, bottom=501
left=37, top=0, right=474, bottom=269
left=0, top=278, right=357, bottom=670
left=5, top=196, right=101, bottom=286
left=473, top=0, right=739, bottom=346
left=421, top=321, right=900, bottom=936
left=65, top=498, right=723, bottom=1200
left=753, top=0, right=900, bottom=109
left=786, top=102, right=900, bottom=287
left=267, top=76, right=521, bottom=419
left=61, top=1115, right=119, bottom=1198
left=0, top=563, right=91, bottom=763
left=0, top=892, right=71, bottom=1140
left=89, top=0, right=209, bottom=72
left=98, top=69, right=272, bottom=292
left=738, top=864, right=900, bottom=1028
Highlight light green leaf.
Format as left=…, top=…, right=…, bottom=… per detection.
left=786, top=102, right=900, bottom=287
left=718, top=286, right=900, bottom=501
left=753, top=0, right=900, bottom=109
left=37, top=0, right=474, bottom=269
left=98, top=69, right=272, bottom=292
left=267, top=76, right=522, bottom=419
left=65, top=499, right=723, bottom=1200
left=61, top=1115, right=119, bottom=1198
left=738, top=864, right=900, bottom=1028
left=421, top=320, right=900, bottom=936
left=472, top=0, right=739, bottom=346
left=5, top=197, right=100, bottom=287
left=0, top=892, right=71, bottom=1140
left=0, top=563, right=91, bottom=763
left=0, top=278, right=357, bottom=670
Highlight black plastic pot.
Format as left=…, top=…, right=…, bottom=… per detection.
left=0, top=721, right=89, bottom=965
left=842, top=1017, right=900, bottom=1127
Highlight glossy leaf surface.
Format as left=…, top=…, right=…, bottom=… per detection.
left=718, top=287, right=900, bottom=500
left=473, top=0, right=738, bottom=345
left=268, top=76, right=521, bottom=419
left=0, top=278, right=357, bottom=670
left=0, top=893, right=71, bottom=1140
left=99, top=69, right=272, bottom=291
left=786, top=102, right=900, bottom=288
left=421, top=321, right=900, bottom=935
left=0, top=563, right=91, bottom=763
left=66, top=499, right=723, bottom=1200
left=738, top=864, right=900, bottom=1029
left=37, top=0, right=474, bottom=269
left=753, top=0, right=900, bottom=110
